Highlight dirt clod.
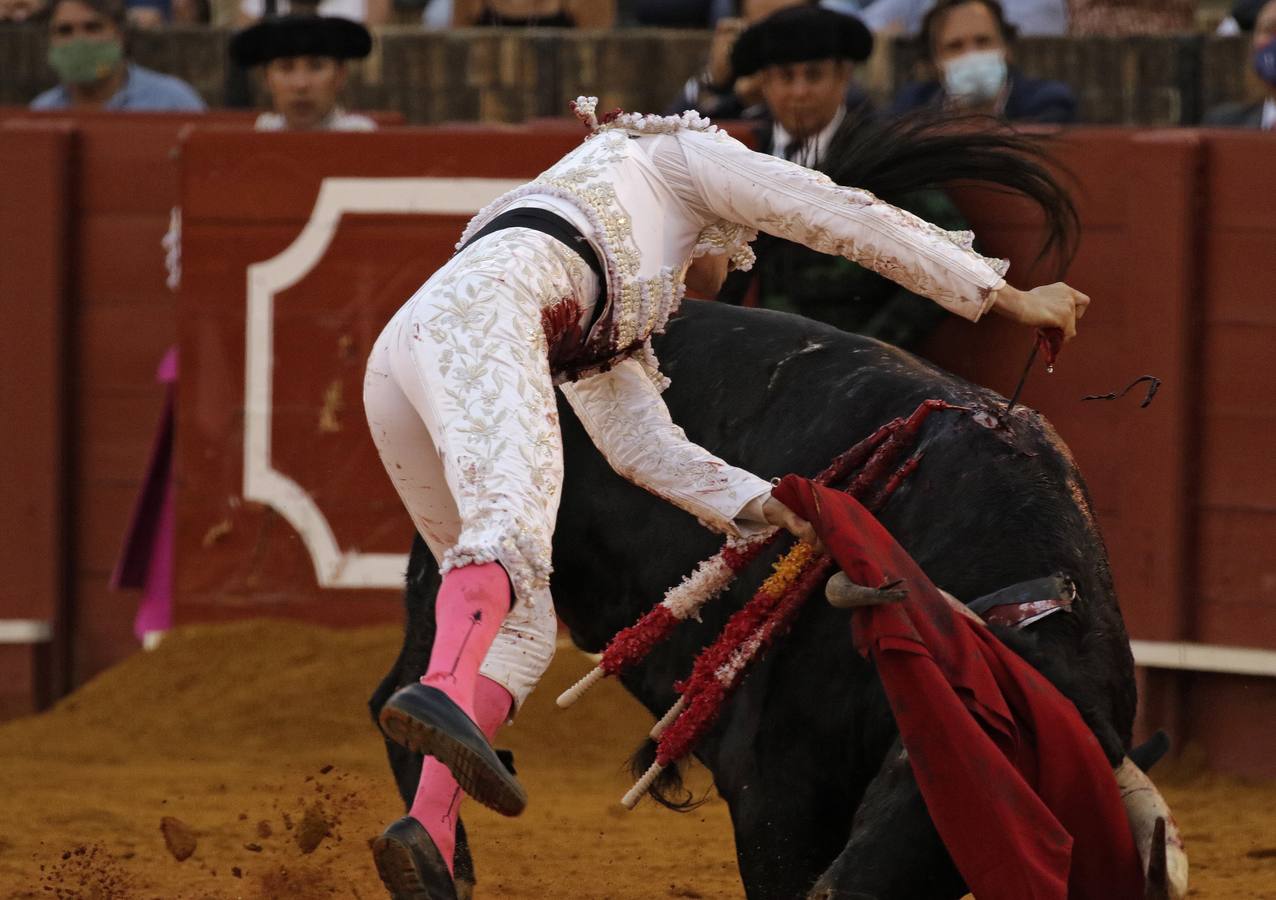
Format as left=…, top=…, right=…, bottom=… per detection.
left=160, top=817, right=197, bottom=862
left=297, top=804, right=331, bottom=854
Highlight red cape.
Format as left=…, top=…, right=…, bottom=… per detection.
left=772, top=475, right=1143, bottom=900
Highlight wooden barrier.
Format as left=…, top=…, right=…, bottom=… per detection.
left=0, top=123, right=73, bottom=717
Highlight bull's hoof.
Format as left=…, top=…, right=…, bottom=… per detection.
left=372, top=816, right=457, bottom=900
left=378, top=684, right=528, bottom=817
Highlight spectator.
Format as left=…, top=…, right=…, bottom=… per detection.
left=29, top=0, right=206, bottom=111
left=664, top=0, right=811, bottom=119
left=859, top=0, right=1067, bottom=36
left=729, top=4, right=874, bottom=162
left=1204, top=0, right=1276, bottom=129
left=1068, top=0, right=1194, bottom=36
left=450, top=0, right=615, bottom=26
left=1, top=0, right=45, bottom=22
left=717, top=5, right=970, bottom=352
left=891, top=0, right=1076, bottom=122
left=230, top=15, right=377, bottom=130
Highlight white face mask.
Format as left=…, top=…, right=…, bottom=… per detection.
left=942, top=49, right=1008, bottom=103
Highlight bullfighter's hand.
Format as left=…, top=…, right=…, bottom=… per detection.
left=991, top=282, right=1090, bottom=341
left=761, top=494, right=826, bottom=555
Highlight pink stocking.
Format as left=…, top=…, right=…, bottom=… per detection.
left=409, top=562, right=514, bottom=873
left=421, top=562, right=510, bottom=720
left=409, top=675, right=513, bottom=873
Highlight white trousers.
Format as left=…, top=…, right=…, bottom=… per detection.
left=363, top=228, right=598, bottom=710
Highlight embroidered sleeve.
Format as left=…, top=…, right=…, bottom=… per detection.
left=559, top=358, right=772, bottom=537
left=675, top=129, right=1009, bottom=322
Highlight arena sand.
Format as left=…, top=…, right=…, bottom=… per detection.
left=0, top=620, right=1273, bottom=899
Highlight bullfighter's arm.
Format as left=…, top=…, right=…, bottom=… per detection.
left=559, top=358, right=772, bottom=538
left=667, top=128, right=1009, bottom=322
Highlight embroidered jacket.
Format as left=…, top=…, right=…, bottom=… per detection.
left=457, top=97, right=1009, bottom=385
left=453, top=98, right=1011, bottom=538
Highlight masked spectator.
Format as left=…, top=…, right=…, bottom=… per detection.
left=29, top=0, right=206, bottom=111
left=230, top=15, right=377, bottom=131
left=1205, top=0, right=1276, bottom=129
left=891, top=0, right=1076, bottom=122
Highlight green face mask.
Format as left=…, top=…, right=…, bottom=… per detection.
left=48, top=38, right=123, bottom=85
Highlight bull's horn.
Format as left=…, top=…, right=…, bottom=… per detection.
left=825, top=572, right=907, bottom=609
left=1144, top=817, right=1169, bottom=900
left=1115, top=756, right=1188, bottom=900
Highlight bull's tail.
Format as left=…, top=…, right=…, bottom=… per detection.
left=627, top=739, right=707, bottom=812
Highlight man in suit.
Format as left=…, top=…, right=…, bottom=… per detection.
left=1204, top=0, right=1276, bottom=130
left=890, top=0, right=1077, bottom=123
left=717, top=4, right=972, bottom=354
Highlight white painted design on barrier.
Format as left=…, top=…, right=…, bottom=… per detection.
left=243, top=177, right=523, bottom=589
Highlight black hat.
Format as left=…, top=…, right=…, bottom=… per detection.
left=229, top=15, right=372, bottom=67
left=731, top=6, right=874, bottom=78
left=1232, top=0, right=1275, bottom=32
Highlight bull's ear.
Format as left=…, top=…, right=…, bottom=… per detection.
left=825, top=572, right=907, bottom=608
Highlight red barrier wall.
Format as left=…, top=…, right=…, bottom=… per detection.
left=0, top=123, right=73, bottom=717
left=0, top=110, right=406, bottom=713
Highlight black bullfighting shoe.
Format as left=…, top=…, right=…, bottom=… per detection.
left=372, top=816, right=457, bottom=900
left=378, top=683, right=528, bottom=817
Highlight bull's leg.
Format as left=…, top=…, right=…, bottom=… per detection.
left=807, top=739, right=965, bottom=900
left=716, top=754, right=856, bottom=900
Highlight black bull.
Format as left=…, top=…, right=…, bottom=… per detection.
left=370, top=299, right=1138, bottom=899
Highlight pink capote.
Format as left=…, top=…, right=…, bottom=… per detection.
left=110, top=346, right=178, bottom=640
left=771, top=475, right=1144, bottom=900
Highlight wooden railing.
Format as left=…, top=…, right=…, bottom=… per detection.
left=0, top=25, right=1259, bottom=125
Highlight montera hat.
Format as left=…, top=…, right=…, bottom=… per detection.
left=731, top=5, right=874, bottom=78
left=1231, top=0, right=1275, bottom=32
left=229, top=15, right=372, bottom=67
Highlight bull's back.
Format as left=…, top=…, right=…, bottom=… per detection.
left=648, top=301, right=1132, bottom=742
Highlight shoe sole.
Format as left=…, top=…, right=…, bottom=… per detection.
left=380, top=704, right=527, bottom=817
left=372, top=833, right=450, bottom=900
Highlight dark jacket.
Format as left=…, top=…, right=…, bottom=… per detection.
left=890, top=69, right=1077, bottom=124
left=717, top=187, right=969, bottom=353
left=718, top=115, right=969, bottom=354
left=1202, top=100, right=1267, bottom=128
